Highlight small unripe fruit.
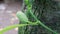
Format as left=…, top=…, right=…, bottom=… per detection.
left=16, top=11, right=29, bottom=22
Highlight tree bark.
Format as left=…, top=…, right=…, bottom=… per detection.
left=27, top=0, right=60, bottom=34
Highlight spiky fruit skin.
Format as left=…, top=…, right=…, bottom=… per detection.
left=16, top=11, right=29, bottom=23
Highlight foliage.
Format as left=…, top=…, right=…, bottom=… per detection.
left=0, top=23, right=38, bottom=34
left=27, top=0, right=60, bottom=34
left=0, top=11, right=38, bottom=34
left=21, top=0, right=59, bottom=34
left=0, top=0, right=60, bottom=34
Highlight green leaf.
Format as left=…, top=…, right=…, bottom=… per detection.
left=24, top=0, right=29, bottom=5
